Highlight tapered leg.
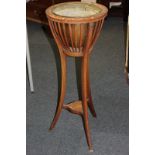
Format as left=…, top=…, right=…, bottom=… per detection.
left=81, top=55, right=93, bottom=151
left=87, top=58, right=97, bottom=117
left=49, top=50, right=67, bottom=130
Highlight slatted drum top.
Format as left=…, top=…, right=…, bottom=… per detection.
left=46, top=2, right=108, bottom=23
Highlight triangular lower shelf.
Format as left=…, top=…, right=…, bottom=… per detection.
left=63, top=100, right=83, bottom=116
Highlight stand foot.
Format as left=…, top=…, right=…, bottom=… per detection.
left=89, top=149, right=94, bottom=153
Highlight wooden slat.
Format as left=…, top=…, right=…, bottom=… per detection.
left=57, top=22, right=67, bottom=48
left=74, top=25, right=78, bottom=52
left=53, top=22, right=63, bottom=45
left=79, top=24, right=83, bottom=52
left=84, top=23, right=94, bottom=53
left=91, top=22, right=98, bottom=44
left=62, top=23, right=70, bottom=49
left=68, top=24, right=75, bottom=52
left=91, top=20, right=103, bottom=48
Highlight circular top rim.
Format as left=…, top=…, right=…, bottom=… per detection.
left=46, top=2, right=108, bottom=23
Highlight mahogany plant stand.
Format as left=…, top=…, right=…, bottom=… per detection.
left=46, top=2, right=108, bottom=151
